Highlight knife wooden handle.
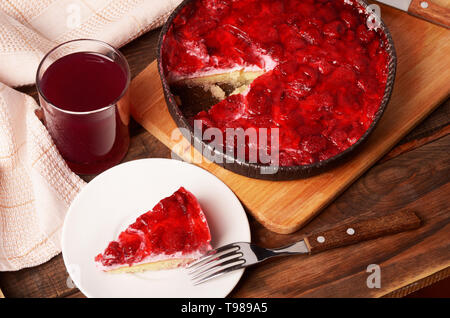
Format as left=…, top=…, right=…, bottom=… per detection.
left=304, top=211, right=421, bottom=254
left=408, top=0, right=450, bottom=28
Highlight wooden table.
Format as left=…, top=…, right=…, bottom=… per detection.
left=0, top=27, right=448, bottom=298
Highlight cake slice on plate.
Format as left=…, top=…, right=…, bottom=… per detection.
left=95, top=187, right=212, bottom=273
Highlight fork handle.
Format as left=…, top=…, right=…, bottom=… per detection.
left=304, top=211, right=421, bottom=254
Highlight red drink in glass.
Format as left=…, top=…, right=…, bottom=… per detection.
left=36, top=39, right=131, bottom=175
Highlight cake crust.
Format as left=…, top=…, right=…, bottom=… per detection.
left=103, top=258, right=193, bottom=273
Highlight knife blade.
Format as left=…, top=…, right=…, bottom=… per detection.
left=375, top=0, right=450, bottom=28
left=376, top=0, right=411, bottom=11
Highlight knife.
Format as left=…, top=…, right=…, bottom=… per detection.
left=188, top=210, right=422, bottom=285
left=376, top=0, right=450, bottom=28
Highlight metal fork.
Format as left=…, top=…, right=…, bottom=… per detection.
left=188, top=241, right=308, bottom=285
left=187, top=210, right=421, bottom=285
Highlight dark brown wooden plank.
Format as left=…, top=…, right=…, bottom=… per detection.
left=396, top=98, right=449, bottom=146
left=381, top=99, right=450, bottom=163
left=0, top=254, right=73, bottom=298
left=381, top=123, right=449, bottom=163
left=386, top=267, right=450, bottom=297
left=65, top=291, right=86, bottom=298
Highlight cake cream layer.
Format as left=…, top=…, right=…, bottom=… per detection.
left=96, top=249, right=208, bottom=273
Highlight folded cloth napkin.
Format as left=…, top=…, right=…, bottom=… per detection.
left=0, top=0, right=182, bottom=271
left=0, top=83, right=85, bottom=271
left=0, top=0, right=182, bottom=87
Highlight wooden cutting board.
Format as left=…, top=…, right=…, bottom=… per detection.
left=130, top=6, right=450, bottom=234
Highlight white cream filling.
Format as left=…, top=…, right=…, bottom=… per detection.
left=96, top=248, right=209, bottom=272
left=167, top=53, right=277, bottom=84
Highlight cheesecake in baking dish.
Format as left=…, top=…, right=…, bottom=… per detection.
left=161, top=0, right=389, bottom=166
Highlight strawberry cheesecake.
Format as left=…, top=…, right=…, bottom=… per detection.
left=95, top=187, right=211, bottom=273
left=161, top=0, right=391, bottom=167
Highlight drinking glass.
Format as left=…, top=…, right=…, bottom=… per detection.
left=36, top=39, right=131, bottom=175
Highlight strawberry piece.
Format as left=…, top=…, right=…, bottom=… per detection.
left=323, top=20, right=346, bottom=38
left=208, top=94, right=247, bottom=125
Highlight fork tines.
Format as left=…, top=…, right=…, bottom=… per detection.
left=187, top=243, right=246, bottom=285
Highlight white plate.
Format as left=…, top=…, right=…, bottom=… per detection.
left=62, top=158, right=250, bottom=298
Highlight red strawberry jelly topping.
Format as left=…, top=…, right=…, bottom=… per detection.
left=95, top=187, right=211, bottom=268
left=162, top=0, right=389, bottom=166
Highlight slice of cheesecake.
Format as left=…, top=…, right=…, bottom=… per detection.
left=95, top=187, right=212, bottom=273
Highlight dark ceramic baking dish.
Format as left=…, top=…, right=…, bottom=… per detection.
left=157, top=0, right=397, bottom=181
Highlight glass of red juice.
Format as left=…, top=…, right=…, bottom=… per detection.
left=36, top=39, right=131, bottom=175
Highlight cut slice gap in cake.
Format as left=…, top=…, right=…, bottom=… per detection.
left=169, top=53, right=277, bottom=112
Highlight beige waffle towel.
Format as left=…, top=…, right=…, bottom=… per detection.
left=0, top=0, right=182, bottom=87
left=0, top=83, right=85, bottom=271
left=0, top=0, right=182, bottom=271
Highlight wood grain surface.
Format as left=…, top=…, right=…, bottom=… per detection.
left=408, top=0, right=450, bottom=28
left=231, top=135, right=450, bottom=297
left=130, top=6, right=450, bottom=234
left=0, top=5, right=448, bottom=298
